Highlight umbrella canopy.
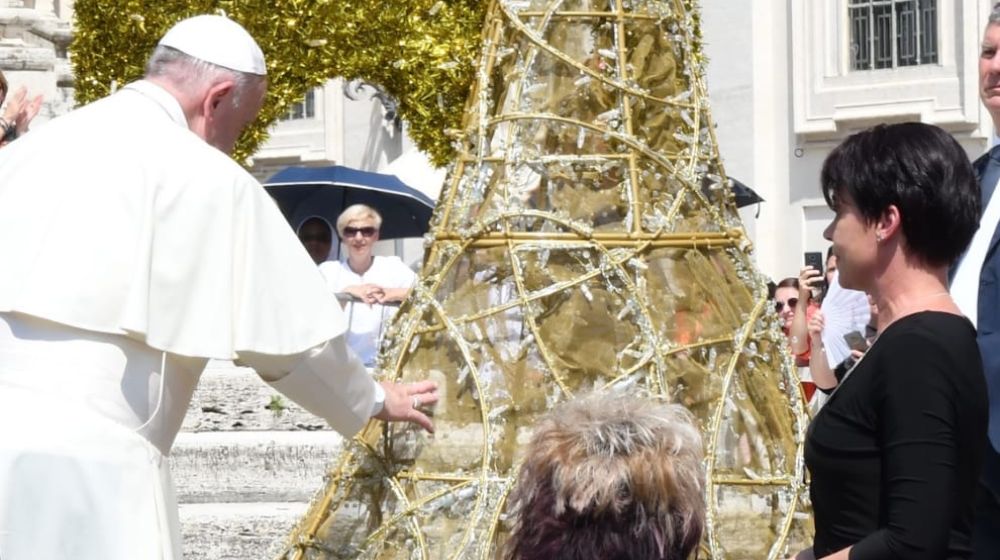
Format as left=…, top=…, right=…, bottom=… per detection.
left=380, top=149, right=447, bottom=200
left=699, top=176, right=765, bottom=209
left=263, top=165, right=436, bottom=240
left=730, top=178, right=765, bottom=208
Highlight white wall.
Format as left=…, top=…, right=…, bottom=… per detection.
left=16, top=0, right=984, bottom=280
left=702, top=0, right=797, bottom=281
left=701, top=0, right=994, bottom=282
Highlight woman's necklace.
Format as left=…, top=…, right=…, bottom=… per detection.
left=879, top=290, right=952, bottom=331
left=827, top=291, right=952, bottom=400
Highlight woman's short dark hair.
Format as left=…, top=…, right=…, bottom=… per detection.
left=0, top=70, right=7, bottom=102
left=820, top=122, right=980, bottom=267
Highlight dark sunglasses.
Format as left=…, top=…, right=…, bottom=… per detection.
left=774, top=298, right=798, bottom=312
left=343, top=226, right=377, bottom=238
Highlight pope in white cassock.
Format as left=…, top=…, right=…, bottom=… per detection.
left=0, top=15, right=439, bottom=560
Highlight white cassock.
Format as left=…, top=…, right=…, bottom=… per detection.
left=0, top=81, right=378, bottom=560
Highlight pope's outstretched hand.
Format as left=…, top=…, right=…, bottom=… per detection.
left=375, top=380, right=440, bottom=433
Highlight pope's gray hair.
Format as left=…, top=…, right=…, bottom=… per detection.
left=991, top=2, right=1000, bottom=26
left=144, top=45, right=262, bottom=108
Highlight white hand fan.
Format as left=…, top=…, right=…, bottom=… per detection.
left=820, top=270, right=871, bottom=368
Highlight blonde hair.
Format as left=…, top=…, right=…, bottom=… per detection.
left=504, top=393, right=705, bottom=560
left=335, top=204, right=383, bottom=237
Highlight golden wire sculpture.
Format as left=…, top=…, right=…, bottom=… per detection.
left=282, top=0, right=811, bottom=558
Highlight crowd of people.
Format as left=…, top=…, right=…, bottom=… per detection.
left=1, top=5, right=1000, bottom=560
left=771, top=249, right=875, bottom=408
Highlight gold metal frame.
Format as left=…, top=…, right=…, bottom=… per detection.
left=282, top=1, right=810, bottom=558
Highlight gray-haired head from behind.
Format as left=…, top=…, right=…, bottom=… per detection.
left=503, top=393, right=705, bottom=560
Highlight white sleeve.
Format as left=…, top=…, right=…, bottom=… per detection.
left=318, top=261, right=344, bottom=292
left=235, top=336, right=376, bottom=437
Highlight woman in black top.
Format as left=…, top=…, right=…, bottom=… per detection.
left=796, top=123, right=987, bottom=560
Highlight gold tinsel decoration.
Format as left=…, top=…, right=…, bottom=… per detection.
left=282, top=0, right=811, bottom=558
left=71, top=0, right=486, bottom=165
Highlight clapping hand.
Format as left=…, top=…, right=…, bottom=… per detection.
left=2, top=86, right=43, bottom=139
left=2, top=86, right=27, bottom=122
left=15, top=92, right=43, bottom=135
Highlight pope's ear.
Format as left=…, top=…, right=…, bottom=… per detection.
left=203, top=81, right=236, bottom=116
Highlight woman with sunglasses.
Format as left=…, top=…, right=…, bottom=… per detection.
left=319, top=204, right=417, bottom=367
left=774, top=277, right=817, bottom=368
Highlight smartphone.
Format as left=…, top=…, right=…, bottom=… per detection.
left=843, top=330, right=868, bottom=353
left=804, top=251, right=824, bottom=276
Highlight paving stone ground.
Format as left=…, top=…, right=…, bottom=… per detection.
left=175, top=361, right=340, bottom=559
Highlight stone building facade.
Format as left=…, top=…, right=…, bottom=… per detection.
left=6, top=1, right=994, bottom=280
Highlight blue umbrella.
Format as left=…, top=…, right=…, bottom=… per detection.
left=263, top=165, right=436, bottom=240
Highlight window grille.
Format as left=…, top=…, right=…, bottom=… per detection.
left=849, top=0, right=937, bottom=70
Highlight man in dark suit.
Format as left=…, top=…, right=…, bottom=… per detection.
left=961, top=5, right=1000, bottom=557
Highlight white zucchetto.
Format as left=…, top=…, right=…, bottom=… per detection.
left=158, top=15, right=267, bottom=76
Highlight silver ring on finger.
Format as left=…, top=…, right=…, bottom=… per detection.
left=412, top=396, right=421, bottom=409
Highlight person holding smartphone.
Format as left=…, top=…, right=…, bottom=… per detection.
left=787, top=266, right=822, bottom=366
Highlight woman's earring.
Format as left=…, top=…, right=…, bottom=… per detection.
left=875, top=233, right=883, bottom=243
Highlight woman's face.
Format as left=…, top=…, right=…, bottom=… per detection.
left=342, top=218, right=379, bottom=260
left=823, top=193, right=877, bottom=292
left=298, top=219, right=332, bottom=265
left=774, top=286, right=798, bottom=331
